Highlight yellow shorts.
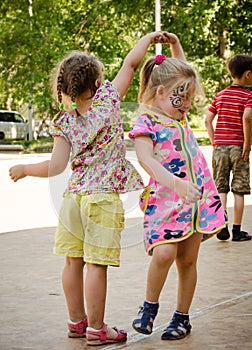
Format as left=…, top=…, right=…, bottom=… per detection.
left=54, top=192, right=124, bottom=267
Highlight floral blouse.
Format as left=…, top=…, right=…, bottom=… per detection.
left=50, top=80, right=144, bottom=195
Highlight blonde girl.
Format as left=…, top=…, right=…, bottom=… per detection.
left=129, top=51, right=227, bottom=340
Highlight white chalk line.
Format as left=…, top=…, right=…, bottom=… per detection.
left=100, top=290, right=252, bottom=349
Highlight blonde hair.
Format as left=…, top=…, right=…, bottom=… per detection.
left=138, top=57, right=203, bottom=105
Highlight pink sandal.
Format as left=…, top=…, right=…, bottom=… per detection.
left=68, top=316, right=88, bottom=338
left=86, top=323, right=127, bottom=346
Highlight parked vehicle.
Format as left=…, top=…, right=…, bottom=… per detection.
left=0, top=110, right=29, bottom=140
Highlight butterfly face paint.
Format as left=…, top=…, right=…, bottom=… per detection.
left=169, top=85, right=187, bottom=108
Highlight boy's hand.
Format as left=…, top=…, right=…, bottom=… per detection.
left=242, top=146, right=250, bottom=161
left=9, top=165, right=26, bottom=182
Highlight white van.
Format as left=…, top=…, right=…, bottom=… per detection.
left=0, top=110, right=29, bottom=140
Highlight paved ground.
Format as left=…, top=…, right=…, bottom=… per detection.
left=1, top=147, right=252, bottom=349
left=0, top=210, right=252, bottom=350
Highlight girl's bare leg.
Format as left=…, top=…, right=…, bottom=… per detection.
left=85, top=262, right=119, bottom=338
left=62, top=257, right=86, bottom=322
left=146, top=243, right=177, bottom=302
left=175, top=233, right=202, bottom=313
left=85, top=263, right=107, bottom=329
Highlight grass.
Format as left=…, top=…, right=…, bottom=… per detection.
left=1, top=131, right=211, bottom=153
left=1, top=137, right=54, bottom=153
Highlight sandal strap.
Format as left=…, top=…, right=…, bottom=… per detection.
left=87, top=323, right=107, bottom=341
left=87, top=324, right=127, bottom=343
left=111, top=327, right=127, bottom=340
left=162, top=315, right=192, bottom=340
left=132, top=302, right=159, bottom=335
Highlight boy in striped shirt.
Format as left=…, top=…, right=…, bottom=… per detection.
left=205, top=54, right=252, bottom=242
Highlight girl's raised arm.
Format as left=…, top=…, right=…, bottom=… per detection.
left=165, top=32, right=186, bottom=61
left=113, top=31, right=176, bottom=98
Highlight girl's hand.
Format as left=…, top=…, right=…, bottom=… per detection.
left=164, top=32, right=179, bottom=45
left=149, top=31, right=173, bottom=44
left=175, top=177, right=202, bottom=205
left=149, top=31, right=186, bottom=61
left=9, top=165, right=26, bottom=182
left=149, top=31, right=179, bottom=45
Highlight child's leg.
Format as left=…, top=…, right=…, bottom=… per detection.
left=216, top=193, right=230, bottom=240
left=161, top=233, right=202, bottom=341
left=85, top=262, right=124, bottom=342
left=233, top=193, right=244, bottom=225
left=62, top=257, right=86, bottom=322
left=232, top=193, right=251, bottom=240
left=85, top=262, right=107, bottom=330
left=132, top=244, right=177, bottom=335
left=219, top=193, right=228, bottom=211
left=175, top=233, right=202, bottom=313
left=231, top=146, right=251, bottom=240
left=146, top=244, right=177, bottom=302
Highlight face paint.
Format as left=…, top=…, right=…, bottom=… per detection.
left=169, top=84, right=187, bottom=108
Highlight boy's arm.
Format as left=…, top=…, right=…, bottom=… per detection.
left=9, top=136, right=71, bottom=182
left=113, top=31, right=175, bottom=98
left=205, top=111, right=216, bottom=145
left=134, top=135, right=201, bottom=204
left=242, top=107, right=252, bottom=161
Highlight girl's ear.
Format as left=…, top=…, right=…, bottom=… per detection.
left=95, top=77, right=103, bottom=88
left=156, top=85, right=166, bottom=99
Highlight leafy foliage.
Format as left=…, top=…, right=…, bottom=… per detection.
left=0, top=0, right=251, bottom=128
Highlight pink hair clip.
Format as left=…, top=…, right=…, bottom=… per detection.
left=155, top=54, right=167, bottom=65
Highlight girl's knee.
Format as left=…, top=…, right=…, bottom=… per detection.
left=86, top=262, right=108, bottom=271
left=65, top=256, right=85, bottom=268
left=153, top=245, right=176, bottom=266
left=176, top=256, right=197, bottom=270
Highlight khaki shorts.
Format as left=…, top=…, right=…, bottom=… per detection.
left=54, top=192, right=124, bottom=266
left=213, top=145, right=250, bottom=195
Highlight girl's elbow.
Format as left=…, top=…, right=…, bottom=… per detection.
left=138, top=159, right=153, bottom=175
left=138, top=159, right=148, bottom=168
left=48, top=164, right=66, bottom=177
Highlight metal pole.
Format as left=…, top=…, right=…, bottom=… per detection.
left=28, top=0, right=33, bottom=140
left=155, top=0, right=161, bottom=55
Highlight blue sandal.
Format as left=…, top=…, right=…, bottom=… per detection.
left=161, top=314, right=192, bottom=340
left=132, top=301, right=159, bottom=335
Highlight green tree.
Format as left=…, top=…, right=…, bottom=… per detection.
left=159, top=0, right=251, bottom=102
left=0, top=0, right=251, bottom=123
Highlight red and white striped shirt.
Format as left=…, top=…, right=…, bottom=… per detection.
left=208, top=85, right=252, bottom=146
